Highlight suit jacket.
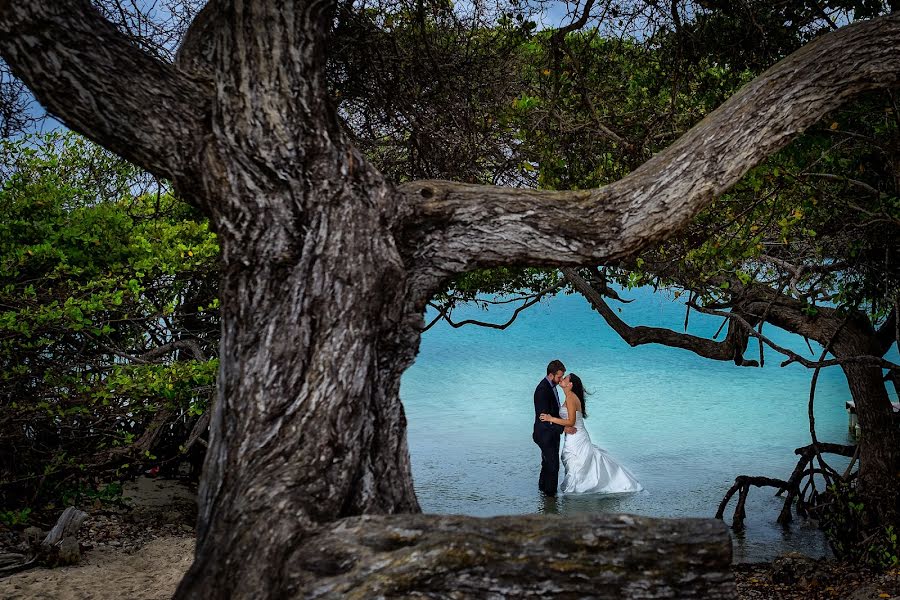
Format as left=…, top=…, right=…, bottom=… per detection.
left=533, top=377, right=564, bottom=440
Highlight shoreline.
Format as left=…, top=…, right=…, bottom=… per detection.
left=2, top=478, right=897, bottom=599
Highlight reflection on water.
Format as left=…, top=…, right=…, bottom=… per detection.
left=551, top=491, right=634, bottom=515
left=401, top=289, right=897, bottom=563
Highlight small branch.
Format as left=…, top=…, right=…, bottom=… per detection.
left=841, top=444, right=861, bottom=480
left=684, top=291, right=693, bottom=331
left=553, top=0, right=596, bottom=38
left=813, top=2, right=840, bottom=30
left=759, top=254, right=848, bottom=278
left=733, top=485, right=749, bottom=531
left=802, top=172, right=882, bottom=198
left=94, top=338, right=208, bottom=364
left=423, top=282, right=563, bottom=332
left=425, top=284, right=559, bottom=331
left=184, top=408, right=212, bottom=452
left=875, top=305, right=898, bottom=355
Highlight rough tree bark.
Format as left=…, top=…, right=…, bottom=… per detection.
left=3, top=1, right=900, bottom=597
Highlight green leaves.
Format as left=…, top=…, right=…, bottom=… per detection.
left=0, top=507, right=32, bottom=526
left=0, top=132, right=220, bottom=511
left=511, top=94, right=539, bottom=112
left=822, top=482, right=900, bottom=569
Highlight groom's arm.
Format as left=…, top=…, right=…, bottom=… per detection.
left=536, top=386, right=564, bottom=434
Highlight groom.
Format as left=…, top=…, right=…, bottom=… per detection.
left=533, top=359, right=576, bottom=497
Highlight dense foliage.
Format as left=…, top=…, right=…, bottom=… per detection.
left=0, top=133, right=218, bottom=514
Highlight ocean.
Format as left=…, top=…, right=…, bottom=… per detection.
left=400, top=286, right=899, bottom=562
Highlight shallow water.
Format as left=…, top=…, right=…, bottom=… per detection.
left=400, top=287, right=898, bottom=562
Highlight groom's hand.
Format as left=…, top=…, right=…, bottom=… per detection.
left=564, top=426, right=577, bottom=435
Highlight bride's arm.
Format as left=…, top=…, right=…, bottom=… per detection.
left=539, top=395, right=576, bottom=427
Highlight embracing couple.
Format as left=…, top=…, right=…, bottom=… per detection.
left=532, top=359, right=643, bottom=498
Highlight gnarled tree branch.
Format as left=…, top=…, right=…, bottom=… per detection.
left=690, top=302, right=900, bottom=370
left=423, top=282, right=563, bottom=332
left=0, top=0, right=210, bottom=181
left=399, top=13, right=900, bottom=284
left=563, top=267, right=760, bottom=366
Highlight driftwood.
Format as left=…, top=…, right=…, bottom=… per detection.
left=0, top=553, right=27, bottom=568
left=39, top=506, right=87, bottom=567
left=41, top=506, right=87, bottom=550
left=0, top=506, right=88, bottom=577
left=286, top=513, right=735, bottom=598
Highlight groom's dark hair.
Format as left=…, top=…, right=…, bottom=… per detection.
left=546, top=359, right=565, bottom=375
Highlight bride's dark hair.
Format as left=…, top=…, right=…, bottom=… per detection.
left=569, top=373, right=588, bottom=418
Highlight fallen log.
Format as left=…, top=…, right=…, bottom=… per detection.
left=0, top=554, right=37, bottom=577
left=284, top=513, right=734, bottom=598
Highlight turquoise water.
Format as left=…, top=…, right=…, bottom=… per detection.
left=400, top=286, right=899, bottom=562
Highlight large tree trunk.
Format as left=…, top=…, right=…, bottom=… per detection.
left=176, top=217, right=423, bottom=596
left=750, top=298, right=900, bottom=527
left=173, top=7, right=423, bottom=594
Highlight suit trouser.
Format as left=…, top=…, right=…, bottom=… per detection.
left=534, top=432, right=561, bottom=496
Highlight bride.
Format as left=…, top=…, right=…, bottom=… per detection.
left=540, top=373, right=643, bottom=494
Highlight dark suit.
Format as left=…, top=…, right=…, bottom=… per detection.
left=533, top=377, right=564, bottom=496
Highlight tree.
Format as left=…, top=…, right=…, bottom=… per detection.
left=2, top=1, right=900, bottom=597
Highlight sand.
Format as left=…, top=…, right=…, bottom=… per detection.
left=0, top=537, right=194, bottom=600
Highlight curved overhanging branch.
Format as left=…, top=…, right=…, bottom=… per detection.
left=0, top=0, right=210, bottom=182
left=398, top=13, right=900, bottom=281
left=563, top=267, right=761, bottom=366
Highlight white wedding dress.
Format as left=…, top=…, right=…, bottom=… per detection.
left=559, top=403, right=643, bottom=494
